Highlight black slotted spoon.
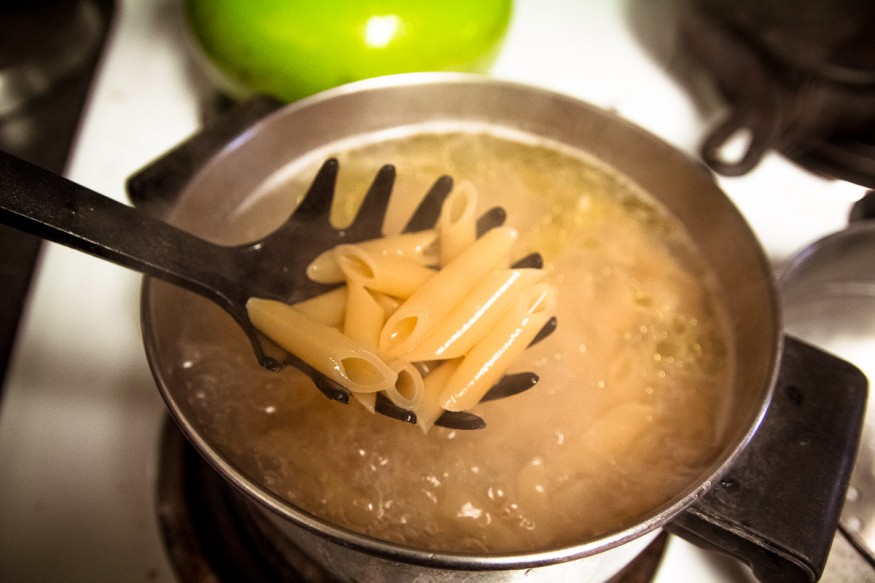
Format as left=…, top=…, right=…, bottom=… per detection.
left=0, top=150, right=552, bottom=429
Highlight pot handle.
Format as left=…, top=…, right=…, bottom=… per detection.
left=699, top=99, right=781, bottom=177
left=127, top=95, right=284, bottom=218
left=666, top=335, right=868, bottom=582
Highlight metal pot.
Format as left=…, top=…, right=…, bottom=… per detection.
left=136, top=74, right=866, bottom=582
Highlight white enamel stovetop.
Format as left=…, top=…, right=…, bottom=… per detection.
left=0, top=1, right=868, bottom=581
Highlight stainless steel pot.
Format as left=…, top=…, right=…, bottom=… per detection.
left=137, top=74, right=866, bottom=582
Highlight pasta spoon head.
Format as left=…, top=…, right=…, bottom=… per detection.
left=238, top=159, right=555, bottom=430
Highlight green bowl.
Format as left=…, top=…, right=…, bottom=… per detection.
left=184, top=0, right=513, bottom=102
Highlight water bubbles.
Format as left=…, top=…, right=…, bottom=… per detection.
left=457, top=502, right=483, bottom=520
left=423, top=474, right=442, bottom=488
left=487, top=486, right=505, bottom=501
left=164, top=132, right=737, bottom=555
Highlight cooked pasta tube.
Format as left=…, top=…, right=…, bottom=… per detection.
left=352, top=391, right=377, bottom=413
left=401, top=268, right=546, bottom=362
left=292, top=287, right=347, bottom=327
left=416, top=360, right=461, bottom=433
left=246, top=297, right=397, bottom=394
left=343, top=283, right=389, bottom=414
left=305, top=253, right=344, bottom=284
left=373, top=292, right=401, bottom=317
left=335, top=244, right=436, bottom=298
left=439, top=282, right=557, bottom=411
left=438, top=180, right=478, bottom=265
left=384, top=360, right=425, bottom=411
left=363, top=229, right=438, bottom=263
left=306, top=230, right=439, bottom=283
left=344, top=281, right=385, bottom=352
left=379, top=226, right=519, bottom=358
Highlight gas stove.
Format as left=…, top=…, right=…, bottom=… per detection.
left=0, top=1, right=871, bottom=581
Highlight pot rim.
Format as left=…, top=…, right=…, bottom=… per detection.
left=140, top=72, right=783, bottom=570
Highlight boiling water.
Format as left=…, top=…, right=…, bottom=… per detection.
left=152, top=132, right=735, bottom=553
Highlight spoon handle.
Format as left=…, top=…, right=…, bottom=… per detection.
left=0, top=149, right=245, bottom=309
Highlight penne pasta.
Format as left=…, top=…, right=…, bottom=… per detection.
left=379, top=226, right=519, bottom=358
left=384, top=360, right=425, bottom=411
left=373, top=292, right=401, bottom=317
left=438, top=282, right=557, bottom=411
left=343, top=283, right=388, bottom=416
left=335, top=244, right=436, bottom=298
left=253, top=194, right=552, bottom=425
left=344, top=281, right=385, bottom=351
left=306, top=230, right=439, bottom=283
left=416, top=359, right=461, bottom=433
left=438, top=180, right=478, bottom=265
left=246, top=297, right=397, bottom=394
left=352, top=391, right=377, bottom=414
left=401, top=268, right=546, bottom=362
left=305, top=251, right=345, bottom=283
left=362, top=230, right=439, bottom=264
left=292, top=286, right=348, bottom=327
